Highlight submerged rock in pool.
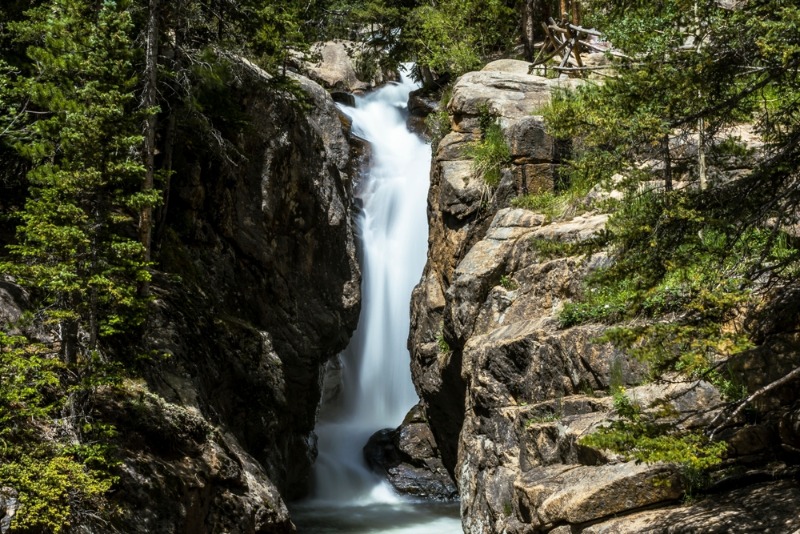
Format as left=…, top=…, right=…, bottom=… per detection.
left=363, top=404, right=458, bottom=500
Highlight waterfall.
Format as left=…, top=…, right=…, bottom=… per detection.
left=293, top=69, right=462, bottom=534
left=312, top=70, right=430, bottom=503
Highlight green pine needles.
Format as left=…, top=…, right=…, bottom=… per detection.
left=544, top=0, right=800, bottom=493
left=0, top=0, right=157, bottom=530
left=580, top=388, right=728, bottom=492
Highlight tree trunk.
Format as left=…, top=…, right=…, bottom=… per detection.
left=154, top=0, right=183, bottom=254
left=662, top=134, right=673, bottom=192
left=520, top=0, right=553, bottom=61
left=571, top=0, right=581, bottom=25
left=140, top=0, right=160, bottom=294
left=699, top=117, right=707, bottom=190
left=155, top=111, right=176, bottom=254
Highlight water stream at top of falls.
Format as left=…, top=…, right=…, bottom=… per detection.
left=291, top=72, right=463, bottom=533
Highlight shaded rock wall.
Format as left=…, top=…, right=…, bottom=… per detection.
left=146, top=60, right=361, bottom=513
left=155, top=64, right=361, bottom=502
left=0, top=62, right=360, bottom=532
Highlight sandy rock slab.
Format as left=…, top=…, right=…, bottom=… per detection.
left=514, top=462, right=682, bottom=531
left=581, top=478, right=800, bottom=533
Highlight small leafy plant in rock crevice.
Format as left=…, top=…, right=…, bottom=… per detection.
left=499, top=274, right=518, bottom=290
left=468, top=105, right=510, bottom=187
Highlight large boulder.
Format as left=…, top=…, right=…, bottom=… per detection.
left=295, top=40, right=395, bottom=93
left=447, top=60, right=580, bottom=133
left=101, top=385, right=296, bottom=534
left=363, top=405, right=458, bottom=500
left=514, top=462, right=683, bottom=529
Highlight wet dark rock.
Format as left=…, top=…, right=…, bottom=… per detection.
left=331, top=91, right=356, bottom=107
left=408, top=88, right=439, bottom=118
left=364, top=405, right=458, bottom=500
left=364, top=429, right=403, bottom=470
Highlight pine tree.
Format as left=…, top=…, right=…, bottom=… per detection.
left=543, top=0, right=800, bottom=480
left=6, top=0, right=156, bottom=354
left=0, top=1, right=157, bottom=528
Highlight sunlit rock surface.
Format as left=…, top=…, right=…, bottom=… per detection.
left=409, top=60, right=800, bottom=533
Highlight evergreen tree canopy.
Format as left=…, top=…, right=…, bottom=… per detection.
left=0, top=1, right=154, bottom=530
left=544, top=0, right=800, bottom=472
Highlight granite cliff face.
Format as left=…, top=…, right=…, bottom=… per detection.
left=410, top=60, right=578, bottom=477
left=409, top=60, right=800, bottom=533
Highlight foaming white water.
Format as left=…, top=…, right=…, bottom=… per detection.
left=311, top=70, right=429, bottom=503
left=304, top=70, right=461, bottom=533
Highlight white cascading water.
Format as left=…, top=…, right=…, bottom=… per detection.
left=311, top=71, right=428, bottom=504
left=292, top=71, right=462, bottom=533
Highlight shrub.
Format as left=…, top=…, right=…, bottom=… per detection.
left=468, top=121, right=509, bottom=187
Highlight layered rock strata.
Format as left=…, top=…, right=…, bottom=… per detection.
left=410, top=59, right=800, bottom=533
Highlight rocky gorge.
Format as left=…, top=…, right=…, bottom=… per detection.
left=2, top=34, right=800, bottom=534
left=1, top=56, right=361, bottom=532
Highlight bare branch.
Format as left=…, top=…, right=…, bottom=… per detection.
left=709, top=365, right=800, bottom=440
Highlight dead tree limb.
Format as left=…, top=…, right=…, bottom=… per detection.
left=709, top=365, right=800, bottom=440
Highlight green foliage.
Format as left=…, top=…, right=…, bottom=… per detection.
left=559, top=279, right=637, bottom=328
left=436, top=323, right=451, bottom=355
left=558, top=188, right=796, bottom=377
left=548, top=0, right=800, bottom=491
left=468, top=112, right=510, bottom=187
left=581, top=389, right=727, bottom=489
left=510, top=164, right=594, bottom=220
left=425, top=86, right=453, bottom=152
left=499, top=274, right=517, bottom=290
left=0, top=333, right=62, bottom=438
left=512, top=192, right=566, bottom=218
left=0, top=1, right=156, bottom=528
left=527, top=237, right=580, bottom=260
left=502, top=500, right=512, bottom=517
left=437, top=333, right=451, bottom=355
left=406, top=0, right=517, bottom=76
left=0, top=332, right=119, bottom=532
left=0, top=451, right=117, bottom=533
left=3, top=0, right=154, bottom=341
